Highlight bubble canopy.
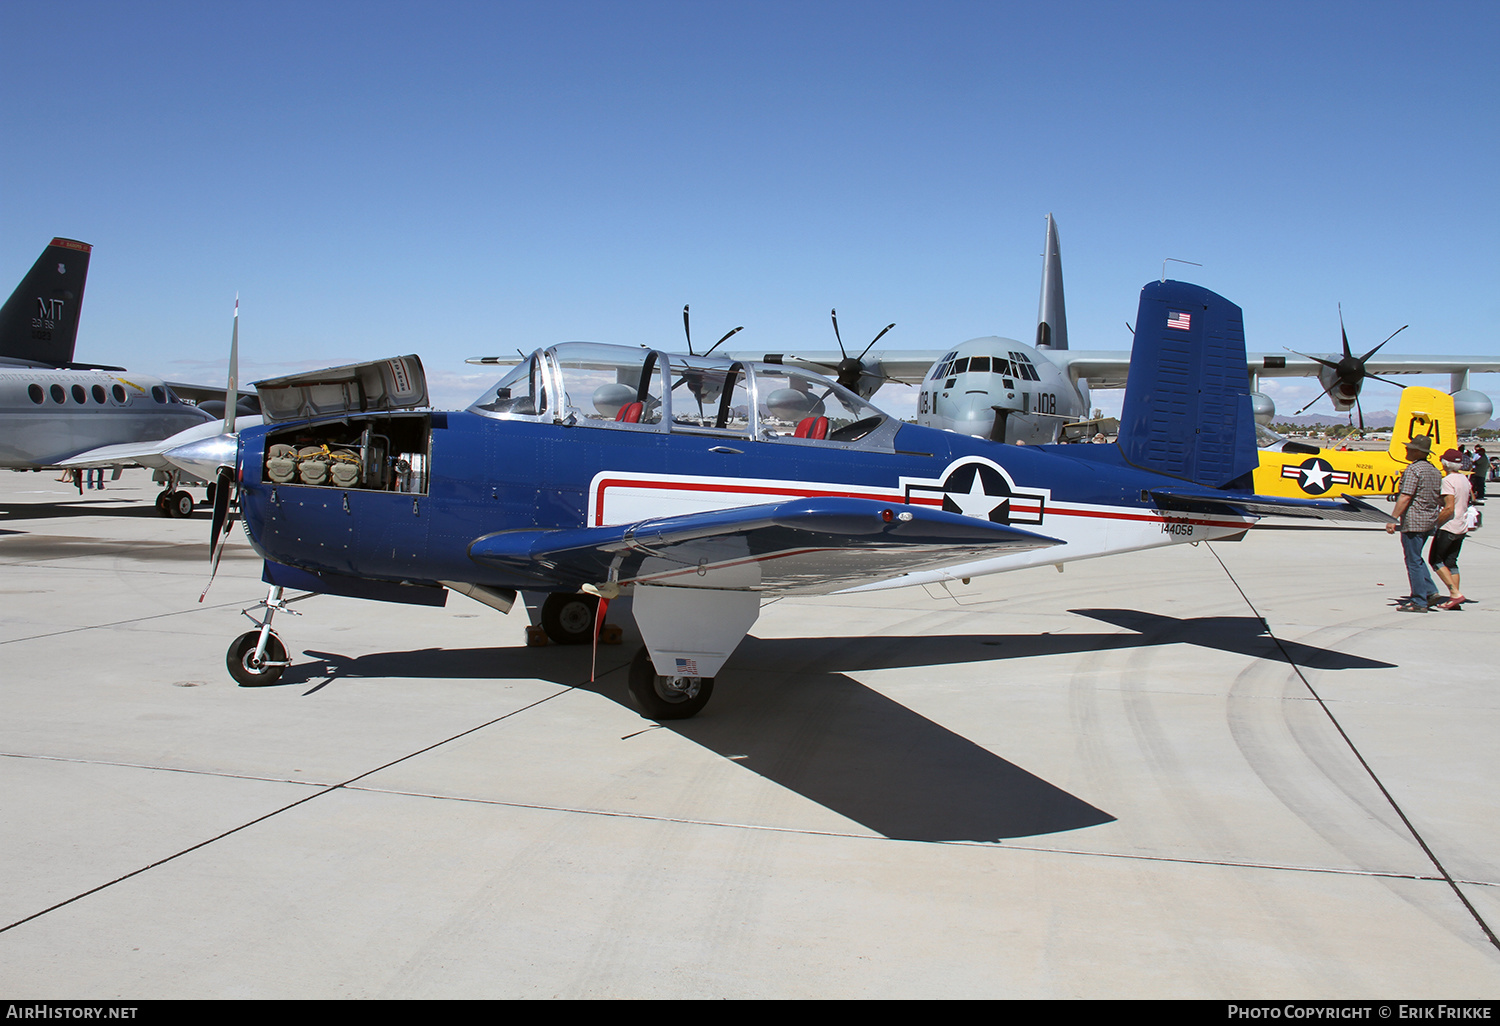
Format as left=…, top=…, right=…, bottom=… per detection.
left=470, top=342, right=893, bottom=447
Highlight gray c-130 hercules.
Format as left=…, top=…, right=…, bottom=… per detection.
left=731, top=214, right=1500, bottom=442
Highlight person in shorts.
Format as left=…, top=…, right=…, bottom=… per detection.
left=1429, top=448, right=1472, bottom=610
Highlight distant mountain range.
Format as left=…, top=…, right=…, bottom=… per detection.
left=1272, top=410, right=1500, bottom=431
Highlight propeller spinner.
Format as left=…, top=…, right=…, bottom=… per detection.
left=830, top=308, right=895, bottom=395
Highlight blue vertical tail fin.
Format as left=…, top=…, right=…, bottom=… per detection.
left=1117, top=280, right=1258, bottom=489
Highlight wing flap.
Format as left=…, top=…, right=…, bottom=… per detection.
left=468, top=496, right=1064, bottom=594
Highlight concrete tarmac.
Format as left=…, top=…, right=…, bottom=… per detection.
left=2, top=468, right=1497, bottom=998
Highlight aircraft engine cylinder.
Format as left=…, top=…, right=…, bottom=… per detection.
left=1451, top=389, right=1493, bottom=431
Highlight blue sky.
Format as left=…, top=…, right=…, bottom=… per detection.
left=3, top=1, right=1497, bottom=419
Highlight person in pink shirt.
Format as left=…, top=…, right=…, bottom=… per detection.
left=1429, top=448, right=1473, bottom=610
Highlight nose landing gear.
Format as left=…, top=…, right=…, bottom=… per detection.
left=225, top=585, right=298, bottom=686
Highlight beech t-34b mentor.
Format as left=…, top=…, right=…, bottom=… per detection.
left=167, top=280, right=1388, bottom=720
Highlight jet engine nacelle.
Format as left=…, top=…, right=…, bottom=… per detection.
left=1451, top=389, right=1493, bottom=431
left=1249, top=391, right=1275, bottom=427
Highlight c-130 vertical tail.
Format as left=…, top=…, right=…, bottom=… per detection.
left=0, top=238, right=92, bottom=367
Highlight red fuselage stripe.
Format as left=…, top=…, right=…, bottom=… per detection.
left=592, top=477, right=1243, bottom=530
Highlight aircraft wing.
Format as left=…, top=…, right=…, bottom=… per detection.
left=1248, top=354, right=1500, bottom=379
left=467, top=496, right=1063, bottom=595
left=727, top=350, right=944, bottom=384
left=58, top=417, right=260, bottom=475
left=164, top=380, right=259, bottom=407
left=1041, top=351, right=1500, bottom=391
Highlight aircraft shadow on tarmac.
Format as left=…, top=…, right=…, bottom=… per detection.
left=279, top=642, right=1115, bottom=843
left=0, top=533, right=252, bottom=562
left=264, top=617, right=1386, bottom=843
left=0, top=498, right=190, bottom=521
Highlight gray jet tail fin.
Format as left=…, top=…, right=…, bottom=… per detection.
left=0, top=238, right=92, bottom=367
left=1035, top=213, right=1067, bottom=351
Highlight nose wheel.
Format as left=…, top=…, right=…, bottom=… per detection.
left=227, top=630, right=289, bottom=686
left=225, top=584, right=297, bottom=685
left=627, top=646, right=713, bottom=720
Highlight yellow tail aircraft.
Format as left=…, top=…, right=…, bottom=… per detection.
left=1253, top=386, right=1456, bottom=499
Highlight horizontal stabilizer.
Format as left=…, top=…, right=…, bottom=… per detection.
left=468, top=496, right=1063, bottom=595
left=1151, top=489, right=1395, bottom=525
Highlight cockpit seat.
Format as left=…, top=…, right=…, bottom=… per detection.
left=616, top=401, right=644, bottom=423
left=794, top=416, right=829, bottom=440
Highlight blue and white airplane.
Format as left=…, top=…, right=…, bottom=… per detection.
left=166, top=280, right=1386, bottom=720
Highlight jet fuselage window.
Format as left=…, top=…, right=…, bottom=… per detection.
left=111, top=384, right=127, bottom=403
left=952, top=357, right=969, bottom=375
left=91, top=384, right=106, bottom=404
left=969, top=356, right=990, bottom=373
left=28, top=384, right=43, bottom=404
left=49, top=384, right=65, bottom=403
left=151, top=386, right=166, bottom=404
left=71, top=384, right=86, bottom=404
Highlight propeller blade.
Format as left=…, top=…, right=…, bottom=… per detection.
left=702, top=325, right=744, bottom=357
left=224, top=297, right=239, bottom=436
left=857, top=322, right=896, bottom=362
left=1293, top=382, right=1338, bottom=416
left=1358, top=324, right=1407, bottom=364
left=1284, top=347, right=1341, bottom=372
left=199, top=466, right=236, bottom=603
left=682, top=304, right=694, bottom=356
left=831, top=309, right=847, bottom=359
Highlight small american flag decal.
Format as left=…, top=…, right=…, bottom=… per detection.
left=675, top=657, right=700, bottom=675
left=1167, top=311, right=1192, bottom=331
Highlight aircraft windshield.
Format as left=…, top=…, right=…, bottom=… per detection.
left=472, top=353, right=551, bottom=419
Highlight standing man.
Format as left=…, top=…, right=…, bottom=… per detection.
left=1471, top=445, right=1489, bottom=504
left=1385, top=435, right=1442, bottom=612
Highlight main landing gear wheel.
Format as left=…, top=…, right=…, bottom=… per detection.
left=227, top=630, right=288, bottom=686
left=627, top=646, right=713, bottom=720
left=156, top=490, right=195, bottom=518
left=540, top=592, right=600, bottom=645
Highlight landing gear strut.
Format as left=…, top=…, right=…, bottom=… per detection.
left=627, top=646, right=713, bottom=720
left=226, top=584, right=297, bottom=685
